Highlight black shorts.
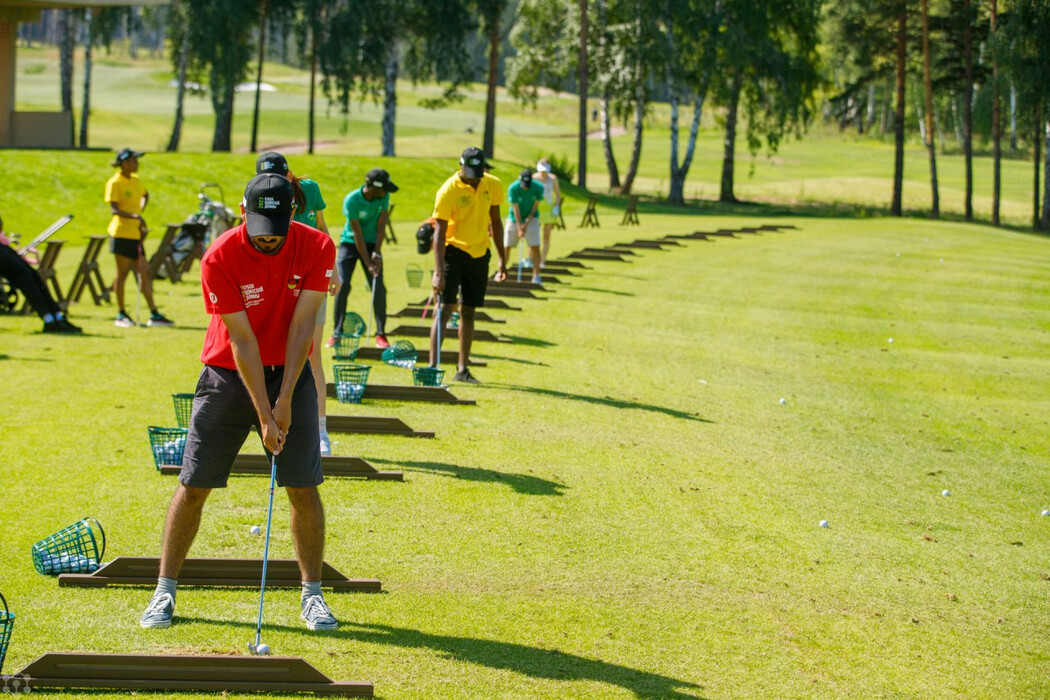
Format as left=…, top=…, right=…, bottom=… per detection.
left=442, top=245, right=489, bottom=308
left=110, top=237, right=142, bottom=259
left=180, top=363, right=323, bottom=489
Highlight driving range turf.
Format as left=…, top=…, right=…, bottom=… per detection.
left=1, top=201, right=1048, bottom=697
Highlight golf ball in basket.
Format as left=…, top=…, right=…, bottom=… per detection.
left=250, top=525, right=261, bottom=536
left=942, top=490, right=951, bottom=497
left=819, top=520, right=829, bottom=528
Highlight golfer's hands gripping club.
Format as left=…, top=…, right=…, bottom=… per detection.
left=261, top=400, right=292, bottom=454
left=368, top=251, right=383, bottom=277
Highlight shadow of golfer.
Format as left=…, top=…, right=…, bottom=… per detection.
left=498, top=335, right=557, bottom=348
left=369, top=458, right=567, bottom=496
left=571, top=286, right=636, bottom=297
left=491, top=384, right=713, bottom=424
left=472, top=352, right=549, bottom=367
left=176, top=618, right=705, bottom=699
left=338, top=623, right=706, bottom=699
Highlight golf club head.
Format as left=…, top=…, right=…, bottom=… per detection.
left=248, top=642, right=271, bottom=656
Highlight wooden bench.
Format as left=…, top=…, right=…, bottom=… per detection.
left=67, top=236, right=110, bottom=305
left=19, top=239, right=66, bottom=313
left=147, top=224, right=183, bottom=282
left=620, top=195, right=640, bottom=225
left=578, top=196, right=600, bottom=228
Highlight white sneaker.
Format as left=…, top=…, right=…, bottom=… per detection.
left=301, top=594, right=338, bottom=631
left=319, top=428, right=331, bottom=456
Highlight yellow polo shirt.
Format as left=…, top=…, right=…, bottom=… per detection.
left=433, top=172, right=503, bottom=258
left=105, top=172, right=147, bottom=240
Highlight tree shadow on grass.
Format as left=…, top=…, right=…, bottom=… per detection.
left=175, top=618, right=705, bottom=699
left=369, top=458, right=566, bottom=496
left=492, top=384, right=713, bottom=424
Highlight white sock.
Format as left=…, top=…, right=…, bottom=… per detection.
left=302, top=581, right=322, bottom=600
left=155, top=576, right=177, bottom=599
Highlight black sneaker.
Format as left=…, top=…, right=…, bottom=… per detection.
left=452, top=367, right=480, bottom=384
left=58, top=318, right=83, bottom=333
left=148, top=312, right=175, bottom=327
left=43, top=320, right=78, bottom=334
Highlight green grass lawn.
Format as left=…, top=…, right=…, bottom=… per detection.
left=1, top=199, right=1049, bottom=697
left=11, top=44, right=1042, bottom=228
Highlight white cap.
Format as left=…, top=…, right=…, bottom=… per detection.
left=537, top=161, right=552, bottom=173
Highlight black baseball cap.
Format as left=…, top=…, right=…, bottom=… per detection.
left=256, top=151, right=290, bottom=178
left=365, top=168, right=399, bottom=193
left=243, top=173, right=294, bottom=237
left=112, top=148, right=144, bottom=166
left=460, top=147, right=486, bottom=179
left=520, top=169, right=533, bottom=187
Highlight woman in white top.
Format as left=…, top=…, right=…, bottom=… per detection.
left=534, top=159, right=562, bottom=267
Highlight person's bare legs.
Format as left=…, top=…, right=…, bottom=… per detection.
left=541, top=224, right=553, bottom=266
left=114, top=254, right=133, bottom=311
left=309, top=324, right=326, bottom=420
left=158, top=484, right=212, bottom=579
left=286, top=486, right=325, bottom=582
left=429, top=301, right=446, bottom=367
left=135, top=254, right=159, bottom=309
left=529, top=245, right=542, bottom=278
left=458, top=304, right=475, bottom=371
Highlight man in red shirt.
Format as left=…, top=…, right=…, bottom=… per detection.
left=140, top=173, right=339, bottom=632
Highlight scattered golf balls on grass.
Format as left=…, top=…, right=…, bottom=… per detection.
left=819, top=520, right=829, bottom=528
left=779, top=398, right=787, bottom=405
left=1042, top=510, right=1049, bottom=517
left=942, top=490, right=951, bottom=497
left=250, top=525, right=261, bottom=535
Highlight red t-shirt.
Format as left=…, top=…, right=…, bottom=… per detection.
left=199, top=222, right=335, bottom=369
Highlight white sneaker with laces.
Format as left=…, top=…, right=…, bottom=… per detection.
left=301, top=593, right=338, bottom=631
left=139, top=591, right=175, bottom=629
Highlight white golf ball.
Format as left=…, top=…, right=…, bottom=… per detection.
left=819, top=520, right=829, bottom=528
left=250, top=525, right=261, bottom=536
left=779, top=398, right=787, bottom=405
left=941, top=490, right=951, bottom=497
left=255, top=643, right=270, bottom=655
left=1041, top=510, right=1049, bottom=517
left=888, top=338, right=894, bottom=343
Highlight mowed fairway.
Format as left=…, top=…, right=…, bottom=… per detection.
left=1, top=214, right=1048, bottom=698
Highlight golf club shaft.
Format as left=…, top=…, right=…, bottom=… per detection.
left=368, top=272, right=377, bottom=346
left=435, top=299, right=441, bottom=369
left=254, top=454, right=278, bottom=647
left=420, top=292, right=433, bottom=322
left=517, top=238, right=524, bottom=283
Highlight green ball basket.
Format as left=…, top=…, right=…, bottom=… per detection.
left=172, top=393, right=194, bottom=429
left=31, top=516, right=106, bottom=576
left=382, top=340, right=418, bottom=369
left=412, top=366, right=445, bottom=386
left=341, top=311, right=367, bottom=337
left=0, top=591, right=13, bottom=674
left=332, top=333, right=362, bottom=361
left=148, top=426, right=189, bottom=471
left=405, top=264, right=424, bottom=288
left=333, top=363, right=371, bottom=403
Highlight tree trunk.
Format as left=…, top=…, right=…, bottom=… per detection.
left=1009, top=82, right=1017, bottom=153
left=483, top=11, right=499, bottom=159
left=166, top=18, right=188, bottom=152
left=381, top=42, right=398, bottom=157
left=308, top=6, right=318, bottom=155
left=619, top=84, right=644, bottom=195
left=674, top=93, right=704, bottom=203
left=891, top=5, right=906, bottom=217
left=250, top=0, right=268, bottom=153
left=991, top=0, right=1001, bottom=226
left=600, top=93, right=620, bottom=189
left=950, top=91, right=963, bottom=147
left=211, top=68, right=235, bottom=152
left=128, top=7, right=139, bottom=60
left=58, top=9, right=74, bottom=146
left=1043, top=118, right=1050, bottom=229
left=921, top=0, right=939, bottom=218
left=1033, top=102, right=1042, bottom=229
left=866, top=84, right=877, bottom=132
left=935, top=107, right=946, bottom=154
left=577, top=0, right=588, bottom=189
left=962, top=0, right=973, bottom=220
left=79, top=10, right=92, bottom=149
left=720, top=72, right=742, bottom=203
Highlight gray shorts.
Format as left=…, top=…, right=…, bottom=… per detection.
left=180, top=363, right=323, bottom=489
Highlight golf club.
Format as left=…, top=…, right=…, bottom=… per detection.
left=368, top=271, right=378, bottom=346
left=434, top=296, right=442, bottom=370
left=248, top=452, right=278, bottom=656
left=516, top=237, right=525, bottom=283
left=420, top=290, right=434, bottom=322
